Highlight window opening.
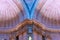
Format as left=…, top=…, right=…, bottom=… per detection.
left=27, top=25, right=33, bottom=40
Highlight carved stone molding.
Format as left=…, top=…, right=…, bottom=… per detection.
left=0, top=19, right=60, bottom=34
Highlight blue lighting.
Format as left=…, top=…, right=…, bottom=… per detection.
left=20, top=0, right=39, bottom=19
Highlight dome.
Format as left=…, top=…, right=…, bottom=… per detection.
left=0, top=0, right=23, bottom=27
left=37, top=0, right=60, bottom=25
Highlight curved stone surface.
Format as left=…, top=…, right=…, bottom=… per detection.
left=0, top=0, right=60, bottom=40
left=35, top=0, right=60, bottom=28
left=0, top=0, right=24, bottom=27
left=35, top=0, right=60, bottom=40
left=40, top=0, right=60, bottom=24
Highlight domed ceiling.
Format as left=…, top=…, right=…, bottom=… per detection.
left=0, top=0, right=60, bottom=29
left=0, top=0, right=60, bottom=40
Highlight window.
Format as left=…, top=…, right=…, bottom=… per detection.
left=29, top=36, right=32, bottom=40
left=27, top=25, right=33, bottom=40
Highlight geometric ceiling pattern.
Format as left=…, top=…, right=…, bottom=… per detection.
left=22, top=0, right=38, bottom=19
left=23, top=0, right=36, bottom=14
left=0, top=0, right=60, bottom=40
